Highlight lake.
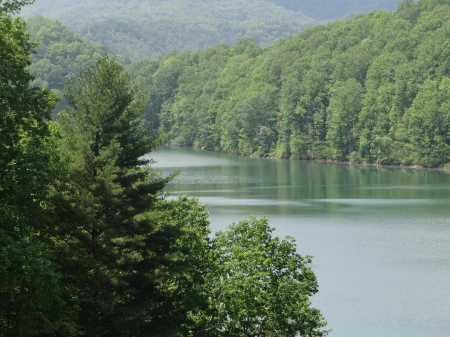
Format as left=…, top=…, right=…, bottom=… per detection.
left=144, top=146, right=450, bottom=337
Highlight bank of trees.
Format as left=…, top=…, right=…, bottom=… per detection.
left=0, top=1, right=328, bottom=335
left=25, top=1, right=450, bottom=168
left=131, top=0, right=450, bottom=168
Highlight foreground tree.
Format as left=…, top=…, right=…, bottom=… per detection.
left=0, top=0, right=33, bottom=13
left=54, top=55, right=210, bottom=336
left=195, top=217, right=329, bottom=337
left=0, top=0, right=56, bottom=223
left=0, top=1, right=75, bottom=335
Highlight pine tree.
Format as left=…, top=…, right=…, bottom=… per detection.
left=54, top=55, right=210, bottom=336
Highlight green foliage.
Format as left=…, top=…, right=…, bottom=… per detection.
left=25, top=15, right=103, bottom=112
left=139, top=0, right=450, bottom=167
left=0, top=0, right=34, bottom=15
left=53, top=55, right=212, bottom=335
left=26, top=15, right=102, bottom=89
left=21, top=0, right=317, bottom=61
left=397, top=0, right=420, bottom=23
left=403, top=78, right=450, bottom=166
left=327, top=79, right=363, bottom=159
left=0, top=3, right=75, bottom=335
left=199, top=217, right=328, bottom=337
left=269, top=0, right=401, bottom=20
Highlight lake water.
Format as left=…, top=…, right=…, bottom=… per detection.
left=144, top=146, right=450, bottom=337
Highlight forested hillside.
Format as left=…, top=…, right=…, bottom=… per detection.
left=26, top=16, right=102, bottom=90
left=269, top=0, right=401, bottom=20
left=129, top=0, right=450, bottom=168
left=21, top=0, right=315, bottom=61
left=26, top=15, right=103, bottom=111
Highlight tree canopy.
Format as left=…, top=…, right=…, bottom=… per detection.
left=0, top=0, right=34, bottom=14
left=20, top=0, right=316, bottom=61
left=25, top=15, right=103, bottom=112
left=0, top=0, right=72, bottom=335
left=269, top=0, right=401, bottom=20
left=202, top=217, right=328, bottom=337
left=53, top=55, right=214, bottom=336
left=130, top=0, right=450, bottom=168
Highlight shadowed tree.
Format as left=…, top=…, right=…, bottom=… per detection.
left=54, top=55, right=210, bottom=336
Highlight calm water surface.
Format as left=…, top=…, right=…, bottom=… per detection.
left=144, top=146, right=450, bottom=337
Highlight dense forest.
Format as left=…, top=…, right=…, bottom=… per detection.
left=20, top=0, right=406, bottom=61
left=1, top=1, right=328, bottom=336
left=268, top=0, right=401, bottom=20
left=21, top=0, right=316, bottom=61
left=21, top=0, right=450, bottom=168
left=121, top=0, right=450, bottom=168
left=26, top=15, right=103, bottom=112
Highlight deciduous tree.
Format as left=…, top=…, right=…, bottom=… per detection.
left=1, top=1, right=73, bottom=335
left=197, top=217, right=328, bottom=337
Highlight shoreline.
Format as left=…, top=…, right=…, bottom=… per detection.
left=166, top=144, right=450, bottom=172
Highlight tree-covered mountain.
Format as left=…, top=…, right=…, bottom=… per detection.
left=26, top=16, right=102, bottom=90
left=128, top=0, right=450, bottom=168
left=20, top=0, right=316, bottom=61
left=26, top=15, right=103, bottom=111
left=269, top=0, right=402, bottom=20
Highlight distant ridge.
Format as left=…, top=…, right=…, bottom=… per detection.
left=268, top=0, right=402, bottom=20
left=20, top=0, right=317, bottom=61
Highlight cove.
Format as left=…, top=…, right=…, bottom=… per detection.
left=144, top=146, right=450, bottom=337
